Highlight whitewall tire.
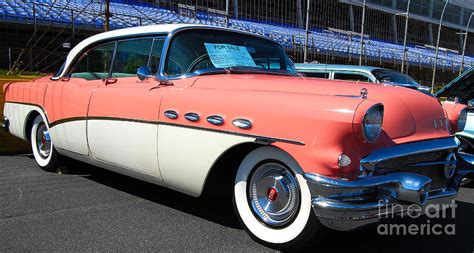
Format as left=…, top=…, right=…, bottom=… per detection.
left=233, top=146, right=323, bottom=250
left=30, top=115, right=61, bottom=171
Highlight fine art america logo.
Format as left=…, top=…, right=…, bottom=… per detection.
left=377, top=200, right=457, bottom=236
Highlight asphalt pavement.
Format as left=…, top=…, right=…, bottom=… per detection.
left=0, top=154, right=473, bottom=252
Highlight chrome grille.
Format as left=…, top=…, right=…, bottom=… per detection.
left=375, top=150, right=449, bottom=168
left=373, top=150, right=452, bottom=190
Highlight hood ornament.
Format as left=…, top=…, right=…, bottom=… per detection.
left=360, top=88, right=368, bottom=99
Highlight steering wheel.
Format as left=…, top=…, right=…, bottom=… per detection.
left=186, top=54, right=212, bottom=73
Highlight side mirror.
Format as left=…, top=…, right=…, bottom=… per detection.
left=137, top=66, right=152, bottom=81
left=468, top=99, right=474, bottom=109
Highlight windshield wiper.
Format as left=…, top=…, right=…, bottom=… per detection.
left=193, top=68, right=227, bottom=76
left=227, top=66, right=297, bottom=76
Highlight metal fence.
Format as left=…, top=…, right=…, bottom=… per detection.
left=1, top=0, right=473, bottom=89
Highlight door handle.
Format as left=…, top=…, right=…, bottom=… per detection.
left=104, top=78, right=117, bottom=85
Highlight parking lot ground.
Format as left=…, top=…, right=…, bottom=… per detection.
left=0, top=154, right=473, bottom=252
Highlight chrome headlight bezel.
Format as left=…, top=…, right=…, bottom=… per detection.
left=362, top=104, right=384, bottom=143
left=457, top=108, right=467, bottom=132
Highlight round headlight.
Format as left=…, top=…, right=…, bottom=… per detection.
left=362, top=105, right=383, bottom=143
left=457, top=109, right=467, bottom=132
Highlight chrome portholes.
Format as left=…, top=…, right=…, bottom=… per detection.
left=233, top=118, right=252, bottom=129
left=165, top=110, right=254, bottom=130
left=207, top=115, right=224, bottom=126
left=164, top=110, right=178, bottom=119
left=36, top=123, right=52, bottom=159
left=248, top=162, right=300, bottom=227
left=184, top=112, right=200, bottom=122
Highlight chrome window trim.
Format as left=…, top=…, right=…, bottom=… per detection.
left=62, top=34, right=168, bottom=79
left=108, top=41, right=119, bottom=79
left=65, top=40, right=117, bottom=80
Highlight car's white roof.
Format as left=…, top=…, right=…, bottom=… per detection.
left=59, top=24, right=210, bottom=77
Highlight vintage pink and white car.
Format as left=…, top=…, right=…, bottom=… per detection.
left=2, top=25, right=473, bottom=249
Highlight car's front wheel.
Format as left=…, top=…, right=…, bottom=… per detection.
left=30, top=115, right=61, bottom=171
left=233, top=146, right=323, bottom=250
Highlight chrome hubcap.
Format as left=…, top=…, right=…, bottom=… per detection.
left=248, top=162, right=300, bottom=227
left=36, top=123, right=51, bottom=159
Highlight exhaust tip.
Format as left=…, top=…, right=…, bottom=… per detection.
left=1, top=117, right=9, bottom=132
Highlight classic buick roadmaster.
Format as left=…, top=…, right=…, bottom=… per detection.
left=2, top=25, right=474, bottom=249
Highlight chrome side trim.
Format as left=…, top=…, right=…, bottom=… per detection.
left=360, top=137, right=459, bottom=171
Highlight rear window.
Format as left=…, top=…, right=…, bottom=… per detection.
left=372, top=69, right=419, bottom=85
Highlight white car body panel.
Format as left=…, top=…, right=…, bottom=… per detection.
left=158, top=124, right=254, bottom=196
left=3, top=102, right=47, bottom=140
left=87, top=119, right=161, bottom=179
left=50, top=121, right=89, bottom=155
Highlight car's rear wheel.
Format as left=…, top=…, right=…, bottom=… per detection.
left=30, top=115, right=61, bottom=171
left=233, top=146, right=323, bottom=250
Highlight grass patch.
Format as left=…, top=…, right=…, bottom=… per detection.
left=0, top=69, right=46, bottom=79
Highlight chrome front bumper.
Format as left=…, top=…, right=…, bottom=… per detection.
left=304, top=137, right=474, bottom=231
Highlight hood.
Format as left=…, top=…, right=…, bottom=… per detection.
left=192, top=74, right=450, bottom=143
left=435, top=67, right=474, bottom=103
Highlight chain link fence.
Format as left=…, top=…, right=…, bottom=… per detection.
left=0, top=0, right=473, bottom=89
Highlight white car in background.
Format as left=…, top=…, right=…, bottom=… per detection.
left=436, top=67, right=474, bottom=185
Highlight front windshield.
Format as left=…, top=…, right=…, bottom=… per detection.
left=164, top=29, right=297, bottom=76
left=372, top=69, right=419, bottom=86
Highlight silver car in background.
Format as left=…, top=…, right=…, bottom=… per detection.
left=295, top=64, right=430, bottom=92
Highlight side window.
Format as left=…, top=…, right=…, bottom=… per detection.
left=112, top=39, right=152, bottom=78
left=303, top=71, right=329, bottom=79
left=111, top=38, right=164, bottom=78
left=70, top=42, right=115, bottom=80
left=333, top=72, right=371, bottom=83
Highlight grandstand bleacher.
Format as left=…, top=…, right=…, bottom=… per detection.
left=0, top=0, right=472, bottom=70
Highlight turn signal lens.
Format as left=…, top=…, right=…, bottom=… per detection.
left=338, top=153, right=352, bottom=167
